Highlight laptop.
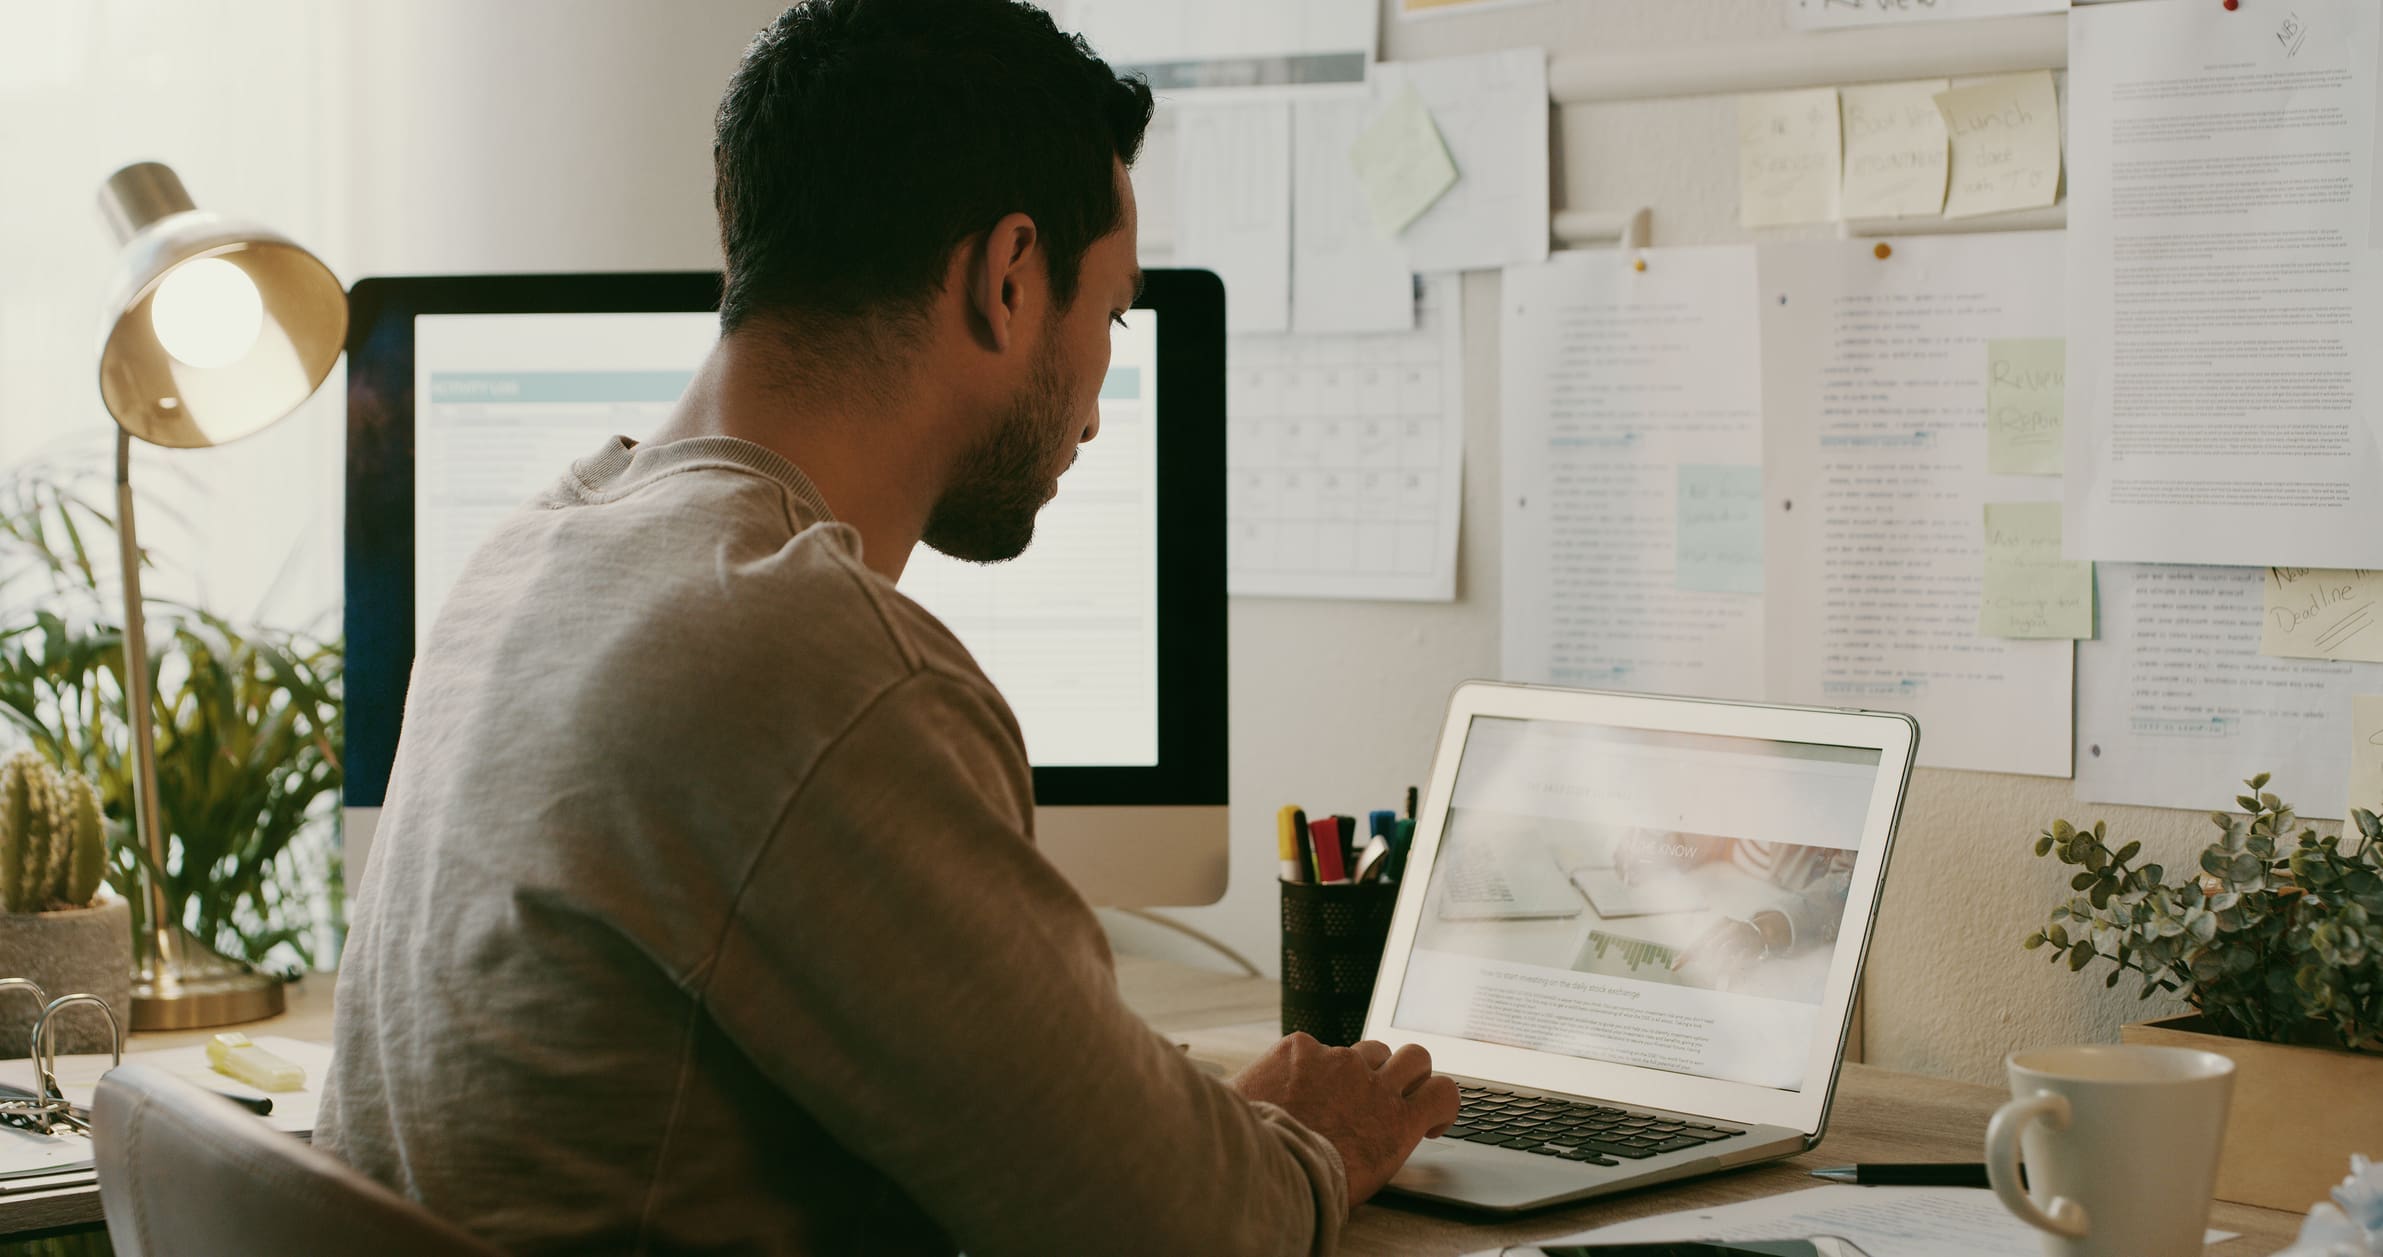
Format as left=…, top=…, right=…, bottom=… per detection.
left=1367, top=681, right=1917, bottom=1212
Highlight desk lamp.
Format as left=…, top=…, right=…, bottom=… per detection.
left=93, top=161, right=346, bottom=1029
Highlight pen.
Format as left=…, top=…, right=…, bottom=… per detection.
left=1309, top=817, right=1351, bottom=884
left=1278, top=805, right=1307, bottom=882
left=1809, top=1163, right=2010, bottom=1189
left=1404, top=785, right=1418, bottom=820
left=1389, top=818, right=1416, bottom=883
left=1291, top=807, right=1315, bottom=881
left=1333, top=815, right=1358, bottom=877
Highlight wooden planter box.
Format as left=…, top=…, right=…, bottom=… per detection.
left=2121, top=1014, right=2383, bottom=1213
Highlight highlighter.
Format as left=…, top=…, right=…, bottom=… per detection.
left=1277, top=805, right=1308, bottom=882
left=206, top=1032, right=307, bottom=1092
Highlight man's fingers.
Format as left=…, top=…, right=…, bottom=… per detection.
left=1349, top=1039, right=1392, bottom=1070
left=1410, top=1074, right=1461, bottom=1138
left=1378, top=1043, right=1435, bottom=1095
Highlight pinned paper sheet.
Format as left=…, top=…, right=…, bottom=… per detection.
left=1788, top=0, right=2070, bottom=30
left=1840, top=79, right=1949, bottom=219
left=1677, top=465, right=1764, bottom=594
left=2264, top=567, right=2383, bottom=663
left=2351, top=695, right=2383, bottom=821
left=1173, top=100, right=1292, bottom=334
left=1983, top=502, right=2093, bottom=639
left=1986, top=337, right=2065, bottom=475
left=1739, top=88, right=1843, bottom=227
left=1936, top=71, right=2061, bottom=218
left=1292, top=95, right=1416, bottom=334
left=1370, top=48, right=1549, bottom=272
left=1350, top=86, right=1458, bottom=238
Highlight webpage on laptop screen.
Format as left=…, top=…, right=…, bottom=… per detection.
left=1391, top=716, right=1882, bottom=1092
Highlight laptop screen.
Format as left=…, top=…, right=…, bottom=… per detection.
left=1388, top=715, right=1883, bottom=1093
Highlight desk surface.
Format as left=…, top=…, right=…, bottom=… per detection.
left=6, top=959, right=2305, bottom=1253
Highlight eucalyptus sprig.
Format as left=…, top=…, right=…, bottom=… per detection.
left=2024, top=774, right=2383, bottom=1053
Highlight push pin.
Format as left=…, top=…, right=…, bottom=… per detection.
left=1873, top=242, right=1893, bottom=260
left=2222, top=0, right=2237, bottom=9
left=1633, top=256, right=1647, bottom=272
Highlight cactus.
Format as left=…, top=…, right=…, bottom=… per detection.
left=0, top=750, right=108, bottom=913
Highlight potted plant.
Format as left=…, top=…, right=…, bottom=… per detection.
left=0, top=749, right=129, bottom=1054
left=2024, top=773, right=2383, bottom=1211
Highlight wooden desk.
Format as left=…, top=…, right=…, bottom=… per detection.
left=3, top=961, right=2308, bottom=1252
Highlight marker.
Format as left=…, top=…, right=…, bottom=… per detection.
left=1332, top=816, right=1358, bottom=877
left=1389, top=818, right=1416, bottom=883
left=1277, top=805, right=1307, bottom=882
left=1309, top=817, right=1350, bottom=884
left=1404, top=785, right=1419, bottom=820
left=1291, top=808, right=1315, bottom=881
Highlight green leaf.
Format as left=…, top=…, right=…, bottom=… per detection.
left=2238, top=795, right=2261, bottom=812
left=2023, top=931, right=2046, bottom=950
left=2068, top=942, right=2096, bottom=971
left=2250, top=772, right=2272, bottom=790
left=2072, top=871, right=2098, bottom=891
left=2051, top=819, right=2076, bottom=841
left=2115, top=840, right=2142, bottom=865
left=2034, top=834, right=2055, bottom=857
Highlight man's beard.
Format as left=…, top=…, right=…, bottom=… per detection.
left=920, top=341, right=1076, bottom=564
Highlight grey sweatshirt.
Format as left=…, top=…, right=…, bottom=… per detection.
left=318, top=435, right=1345, bottom=1255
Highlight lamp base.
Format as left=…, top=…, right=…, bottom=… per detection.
left=129, top=932, right=286, bottom=1031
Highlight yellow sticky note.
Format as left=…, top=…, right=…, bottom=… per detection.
left=1935, top=71, right=2061, bottom=218
left=2262, top=568, right=2383, bottom=662
left=1349, top=87, right=1459, bottom=238
left=1840, top=80, right=1949, bottom=220
left=1986, top=338, right=2065, bottom=476
left=1981, top=502, right=2093, bottom=639
left=1739, top=88, right=1842, bottom=228
left=2349, top=696, right=2383, bottom=824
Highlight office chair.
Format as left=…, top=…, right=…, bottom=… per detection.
left=92, top=1063, right=503, bottom=1257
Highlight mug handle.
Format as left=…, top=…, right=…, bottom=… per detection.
left=1985, top=1091, right=2089, bottom=1239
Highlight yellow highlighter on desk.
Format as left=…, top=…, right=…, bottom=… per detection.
left=206, top=1032, right=306, bottom=1092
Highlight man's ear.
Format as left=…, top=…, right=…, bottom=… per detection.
left=966, top=212, right=1040, bottom=353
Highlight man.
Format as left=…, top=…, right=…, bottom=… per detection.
left=318, top=2, right=1458, bottom=1253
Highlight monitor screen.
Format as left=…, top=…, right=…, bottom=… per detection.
left=1390, top=715, right=1884, bottom=1093
left=410, top=310, right=1161, bottom=768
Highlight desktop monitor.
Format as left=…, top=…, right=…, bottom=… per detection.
left=343, top=270, right=1228, bottom=906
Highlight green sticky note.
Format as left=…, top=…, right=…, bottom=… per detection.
left=1986, top=338, right=2065, bottom=476
left=1349, top=87, right=1459, bottom=238
left=1676, top=465, right=1764, bottom=594
left=1981, top=501, right=2093, bottom=639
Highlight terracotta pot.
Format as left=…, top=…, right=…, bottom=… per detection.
left=0, top=897, right=133, bottom=1057
left=2121, top=1013, right=2383, bottom=1213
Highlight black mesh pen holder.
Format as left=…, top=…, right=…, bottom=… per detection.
left=1279, top=879, right=1399, bottom=1047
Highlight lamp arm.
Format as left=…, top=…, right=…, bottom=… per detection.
left=113, top=430, right=181, bottom=977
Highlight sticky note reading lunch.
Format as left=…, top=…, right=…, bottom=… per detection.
left=1986, top=338, right=2065, bottom=476
left=1349, top=86, right=1460, bottom=238
left=1935, top=71, right=2061, bottom=218
left=2349, top=695, right=2383, bottom=824
left=1739, top=89, right=1843, bottom=228
left=2262, top=568, right=2383, bottom=663
left=1677, top=465, right=1764, bottom=594
left=1981, top=502, right=2093, bottom=639
left=1840, top=79, right=1949, bottom=219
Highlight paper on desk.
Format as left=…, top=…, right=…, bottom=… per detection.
left=1982, top=502, right=2093, bottom=639
left=1935, top=71, right=2061, bottom=218
left=1350, top=86, right=1458, bottom=238
left=1474, top=1185, right=2235, bottom=1257
left=2349, top=695, right=2383, bottom=821
left=0, top=1036, right=332, bottom=1137
left=1370, top=49, right=1548, bottom=272
left=0, top=1125, right=91, bottom=1181
left=1839, top=79, right=1949, bottom=220
left=1173, top=99, right=1291, bottom=334
left=1293, top=94, right=1416, bottom=335
left=2077, top=564, right=2383, bottom=819
left=2263, top=568, right=2383, bottom=664
left=1227, top=273, right=1462, bottom=600
left=1740, top=88, right=1842, bottom=228
left=1986, top=338, right=2064, bottom=476
left=1502, top=245, right=1766, bottom=698
left=1760, top=233, right=2072, bottom=777
left=2066, top=0, right=2383, bottom=566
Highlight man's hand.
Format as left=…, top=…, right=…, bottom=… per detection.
left=1228, top=1033, right=1460, bottom=1209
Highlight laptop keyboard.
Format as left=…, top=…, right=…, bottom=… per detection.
left=1444, top=1085, right=1746, bottom=1164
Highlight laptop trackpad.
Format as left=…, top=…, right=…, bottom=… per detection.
left=1388, top=1138, right=1615, bottom=1212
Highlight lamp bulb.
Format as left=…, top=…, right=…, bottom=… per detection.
left=151, top=257, right=263, bottom=369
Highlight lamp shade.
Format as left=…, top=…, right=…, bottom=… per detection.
left=94, top=162, right=346, bottom=449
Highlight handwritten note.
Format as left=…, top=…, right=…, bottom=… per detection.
left=1739, top=88, right=1843, bottom=227
left=1841, top=79, right=1949, bottom=219
left=1349, top=86, right=1459, bottom=238
left=1676, top=464, right=1764, bottom=594
left=1986, top=337, right=2065, bottom=475
left=1983, top=501, right=2093, bottom=638
left=1935, top=70, right=2061, bottom=218
left=2264, top=567, right=2383, bottom=663
left=2351, top=695, right=2383, bottom=822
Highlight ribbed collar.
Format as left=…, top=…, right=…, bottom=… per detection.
left=570, top=435, right=838, bottom=524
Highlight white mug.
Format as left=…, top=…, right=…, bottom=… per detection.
left=1984, top=1044, right=2235, bottom=1257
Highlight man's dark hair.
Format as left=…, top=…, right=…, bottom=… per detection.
left=713, top=0, right=1155, bottom=339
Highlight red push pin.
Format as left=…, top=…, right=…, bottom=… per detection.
left=2223, top=0, right=2238, bottom=10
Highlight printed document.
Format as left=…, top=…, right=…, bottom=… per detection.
left=1291, top=93, right=1417, bottom=334
left=1172, top=100, right=1292, bottom=334
left=1501, top=246, right=1766, bottom=698
left=1369, top=49, right=1550, bottom=273
left=2077, top=564, right=2383, bottom=820
left=1059, top=0, right=1371, bottom=96
left=1786, top=0, right=2067, bottom=32
left=2350, top=694, right=2383, bottom=822
left=1227, top=274, right=1462, bottom=600
left=1759, top=233, right=2072, bottom=777
left=2066, top=0, right=2383, bottom=566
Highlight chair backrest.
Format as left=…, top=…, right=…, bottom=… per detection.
left=93, top=1062, right=504, bottom=1257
